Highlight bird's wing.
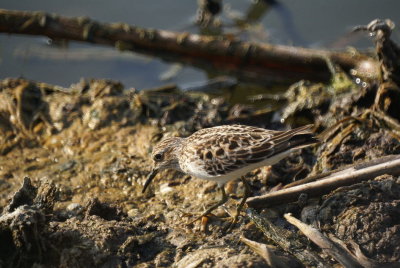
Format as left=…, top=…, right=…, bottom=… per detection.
left=188, top=125, right=316, bottom=176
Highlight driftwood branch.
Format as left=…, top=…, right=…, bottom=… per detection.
left=0, top=9, right=377, bottom=84
left=247, top=154, right=400, bottom=208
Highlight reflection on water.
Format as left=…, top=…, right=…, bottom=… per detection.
left=0, top=0, right=399, bottom=88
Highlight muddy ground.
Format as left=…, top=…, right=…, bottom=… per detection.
left=1, top=19, right=400, bottom=268
left=0, top=62, right=400, bottom=268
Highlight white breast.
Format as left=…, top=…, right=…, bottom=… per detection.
left=181, top=160, right=211, bottom=180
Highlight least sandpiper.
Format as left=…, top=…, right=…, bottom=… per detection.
left=143, top=124, right=318, bottom=228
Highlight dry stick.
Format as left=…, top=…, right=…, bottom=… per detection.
left=247, top=208, right=331, bottom=267
left=240, top=236, right=291, bottom=268
left=284, top=213, right=364, bottom=268
left=247, top=154, right=400, bottom=208
left=284, top=154, right=399, bottom=188
left=0, top=9, right=377, bottom=84
left=328, top=236, right=400, bottom=268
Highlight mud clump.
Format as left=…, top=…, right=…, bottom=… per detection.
left=316, top=175, right=400, bottom=262
left=0, top=177, right=176, bottom=267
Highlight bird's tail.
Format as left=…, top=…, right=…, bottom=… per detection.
left=273, top=125, right=319, bottom=154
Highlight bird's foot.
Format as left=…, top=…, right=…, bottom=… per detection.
left=223, top=177, right=251, bottom=232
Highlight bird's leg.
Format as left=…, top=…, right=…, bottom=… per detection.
left=224, top=177, right=251, bottom=232
left=189, top=186, right=228, bottom=224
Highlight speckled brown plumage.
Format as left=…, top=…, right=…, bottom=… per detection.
left=177, top=125, right=316, bottom=178
left=145, top=124, right=317, bottom=188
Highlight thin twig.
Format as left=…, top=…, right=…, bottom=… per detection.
left=240, top=236, right=291, bottom=268
left=285, top=214, right=400, bottom=268
left=247, top=208, right=330, bottom=267
left=284, top=213, right=363, bottom=268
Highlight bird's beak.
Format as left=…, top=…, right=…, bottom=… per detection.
left=142, top=168, right=159, bottom=193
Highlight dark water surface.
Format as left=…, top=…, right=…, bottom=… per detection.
left=0, top=0, right=399, bottom=88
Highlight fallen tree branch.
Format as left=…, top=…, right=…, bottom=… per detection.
left=0, top=9, right=378, bottom=84
left=247, top=154, right=400, bottom=208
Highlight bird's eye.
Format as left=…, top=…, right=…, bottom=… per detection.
left=153, top=153, right=163, bottom=162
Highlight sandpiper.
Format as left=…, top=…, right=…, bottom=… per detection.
left=143, top=124, right=318, bottom=228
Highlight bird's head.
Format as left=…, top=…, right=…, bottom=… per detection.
left=142, top=137, right=183, bottom=193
